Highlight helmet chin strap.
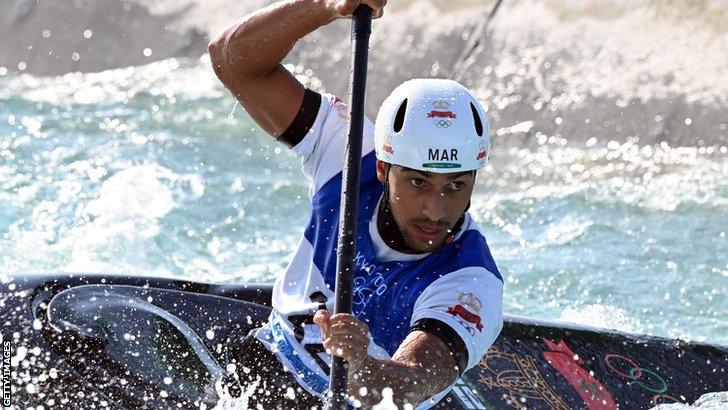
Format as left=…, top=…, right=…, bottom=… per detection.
left=378, top=164, right=416, bottom=253
left=378, top=164, right=470, bottom=253
left=446, top=202, right=469, bottom=244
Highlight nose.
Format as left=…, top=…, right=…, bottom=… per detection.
left=422, top=192, right=446, bottom=222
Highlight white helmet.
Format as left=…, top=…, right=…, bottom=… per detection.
left=374, top=79, right=490, bottom=173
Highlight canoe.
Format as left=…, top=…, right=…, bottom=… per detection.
left=1, top=273, right=725, bottom=408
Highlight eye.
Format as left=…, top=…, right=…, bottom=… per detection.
left=409, top=178, right=425, bottom=187
left=448, top=181, right=466, bottom=191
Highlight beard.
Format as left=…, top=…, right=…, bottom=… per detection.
left=378, top=195, right=453, bottom=254
left=400, top=219, right=452, bottom=253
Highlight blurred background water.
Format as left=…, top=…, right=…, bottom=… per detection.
left=0, top=57, right=726, bottom=346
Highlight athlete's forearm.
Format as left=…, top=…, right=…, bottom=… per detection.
left=348, top=333, right=458, bottom=407
left=348, top=358, right=429, bottom=407
left=208, top=0, right=334, bottom=83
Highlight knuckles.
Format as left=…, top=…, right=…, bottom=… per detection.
left=332, top=0, right=386, bottom=19
left=315, top=312, right=370, bottom=360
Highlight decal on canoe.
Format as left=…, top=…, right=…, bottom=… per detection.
left=542, top=338, right=617, bottom=410
left=477, top=345, right=570, bottom=409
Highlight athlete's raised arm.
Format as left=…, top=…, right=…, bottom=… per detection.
left=208, top=0, right=385, bottom=141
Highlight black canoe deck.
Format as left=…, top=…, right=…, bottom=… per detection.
left=1, top=274, right=726, bottom=409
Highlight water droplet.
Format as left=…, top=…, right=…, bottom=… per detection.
left=26, top=383, right=37, bottom=394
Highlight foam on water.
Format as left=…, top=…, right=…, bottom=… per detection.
left=652, top=392, right=728, bottom=410
left=1, top=58, right=306, bottom=283
left=470, top=137, right=727, bottom=343
left=560, top=304, right=644, bottom=334
left=0, top=57, right=222, bottom=105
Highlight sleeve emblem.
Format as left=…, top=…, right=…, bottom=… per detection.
left=447, top=292, right=484, bottom=332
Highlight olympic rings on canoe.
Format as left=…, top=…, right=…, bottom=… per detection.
left=651, top=393, right=683, bottom=406
left=629, top=367, right=668, bottom=393
left=605, top=353, right=669, bottom=394
left=605, top=353, right=642, bottom=378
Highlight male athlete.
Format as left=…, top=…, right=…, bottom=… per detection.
left=209, top=0, right=503, bottom=408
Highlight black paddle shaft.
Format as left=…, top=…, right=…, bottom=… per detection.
left=326, top=5, right=372, bottom=410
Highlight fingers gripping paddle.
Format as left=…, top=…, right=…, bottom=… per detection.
left=326, top=5, right=372, bottom=410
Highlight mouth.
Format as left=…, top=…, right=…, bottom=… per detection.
left=413, top=224, right=445, bottom=244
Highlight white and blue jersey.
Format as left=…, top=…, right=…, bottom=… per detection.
left=255, top=91, right=504, bottom=408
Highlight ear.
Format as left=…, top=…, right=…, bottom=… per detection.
left=376, top=160, right=387, bottom=183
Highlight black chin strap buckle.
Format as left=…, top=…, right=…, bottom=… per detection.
left=446, top=209, right=467, bottom=244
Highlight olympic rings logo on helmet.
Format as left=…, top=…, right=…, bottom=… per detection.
left=604, top=353, right=668, bottom=394
left=433, top=119, right=452, bottom=128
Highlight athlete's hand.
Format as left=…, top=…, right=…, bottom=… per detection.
left=324, top=0, right=387, bottom=19
left=314, top=310, right=371, bottom=373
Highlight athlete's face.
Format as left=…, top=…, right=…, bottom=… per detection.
left=376, top=160, right=475, bottom=253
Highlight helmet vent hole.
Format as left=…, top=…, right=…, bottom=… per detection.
left=470, top=102, right=484, bottom=136
left=393, top=99, right=408, bottom=133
